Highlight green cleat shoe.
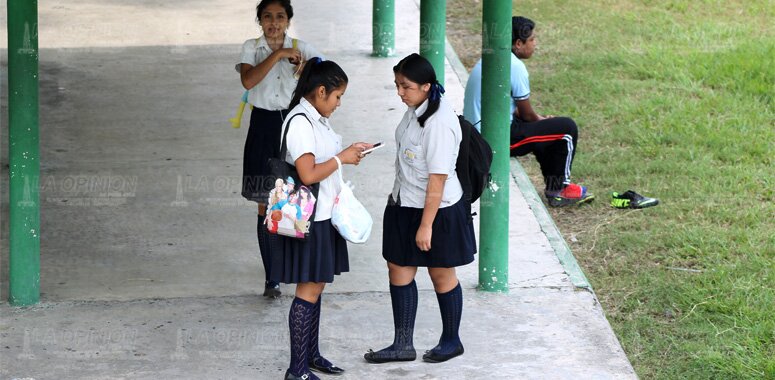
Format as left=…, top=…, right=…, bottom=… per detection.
left=611, top=190, right=659, bottom=209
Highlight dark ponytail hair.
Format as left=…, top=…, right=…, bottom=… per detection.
left=288, top=57, right=349, bottom=110
left=393, top=53, right=445, bottom=127
left=256, top=0, right=294, bottom=23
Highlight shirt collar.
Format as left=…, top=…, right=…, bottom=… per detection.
left=413, top=98, right=430, bottom=117
left=300, top=98, right=328, bottom=126
left=257, top=34, right=292, bottom=50
left=511, top=52, right=524, bottom=66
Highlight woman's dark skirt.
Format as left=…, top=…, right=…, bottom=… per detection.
left=382, top=198, right=476, bottom=268
left=242, top=107, right=290, bottom=202
left=269, top=219, right=350, bottom=284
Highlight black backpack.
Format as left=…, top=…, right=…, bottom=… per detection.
left=456, top=115, right=493, bottom=205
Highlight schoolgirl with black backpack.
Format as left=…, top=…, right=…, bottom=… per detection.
left=364, top=53, right=478, bottom=365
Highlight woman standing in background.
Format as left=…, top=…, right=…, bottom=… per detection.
left=238, top=0, right=321, bottom=298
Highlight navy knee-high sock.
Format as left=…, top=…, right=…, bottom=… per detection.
left=288, top=297, right=319, bottom=379
left=308, top=296, right=333, bottom=367
left=431, top=283, right=463, bottom=354
left=375, top=280, right=417, bottom=353
left=256, top=214, right=276, bottom=286
left=390, top=280, right=418, bottom=350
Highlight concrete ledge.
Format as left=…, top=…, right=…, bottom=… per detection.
left=509, top=159, right=592, bottom=290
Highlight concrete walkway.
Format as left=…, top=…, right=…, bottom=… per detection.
left=0, top=0, right=636, bottom=378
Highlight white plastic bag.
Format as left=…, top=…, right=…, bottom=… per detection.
left=331, top=161, right=372, bottom=244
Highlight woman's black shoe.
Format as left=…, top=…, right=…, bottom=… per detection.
left=283, top=369, right=318, bottom=380
left=263, top=282, right=281, bottom=298
left=421, top=344, right=464, bottom=363
left=309, top=356, right=344, bottom=375
left=363, top=348, right=417, bottom=364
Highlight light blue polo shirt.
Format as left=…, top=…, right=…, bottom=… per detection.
left=463, top=53, right=530, bottom=131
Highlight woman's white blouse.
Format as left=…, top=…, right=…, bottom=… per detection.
left=391, top=97, right=463, bottom=209
left=283, top=98, right=343, bottom=221
left=239, top=35, right=322, bottom=110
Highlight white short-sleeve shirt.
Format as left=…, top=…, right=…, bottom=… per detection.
left=391, top=97, right=463, bottom=209
left=239, top=35, right=322, bottom=110
left=282, top=98, right=343, bottom=221
left=463, top=54, right=530, bottom=130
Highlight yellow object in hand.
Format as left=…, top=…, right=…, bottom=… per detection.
left=229, top=90, right=251, bottom=129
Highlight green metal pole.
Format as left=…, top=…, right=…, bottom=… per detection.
left=419, top=0, right=445, bottom=85
left=372, top=0, right=395, bottom=57
left=479, top=0, right=511, bottom=292
left=7, top=0, right=41, bottom=305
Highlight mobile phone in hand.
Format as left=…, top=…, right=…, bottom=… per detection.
left=362, top=142, right=384, bottom=154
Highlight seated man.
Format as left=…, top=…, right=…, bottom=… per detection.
left=464, top=16, right=594, bottom=207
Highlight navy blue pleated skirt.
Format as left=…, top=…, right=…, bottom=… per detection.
left=382, top=198, right=476, bottom=268
left=269, top=219, right=349, bottom=284
left=242, top=107, right=290, bottom=202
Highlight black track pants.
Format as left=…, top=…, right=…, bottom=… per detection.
left=510, top=117, right=579, bottom=193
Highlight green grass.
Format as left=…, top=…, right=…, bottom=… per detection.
left=448, top=1, right=774, bottom=378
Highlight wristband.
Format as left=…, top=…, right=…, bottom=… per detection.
left=333, top=155, right=342, bottom=169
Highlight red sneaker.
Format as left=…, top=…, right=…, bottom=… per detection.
left=547, top=184, right=595, bottom=207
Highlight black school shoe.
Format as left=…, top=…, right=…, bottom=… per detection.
left=364, top=348, right=417, bottom=363
left=263, top=282, right=281, bottom=298
left=422, top=344, right=465, bottom=363
left=309, top=357, right=344, bottom=375
left=283, top=369, right=318, bottom=380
